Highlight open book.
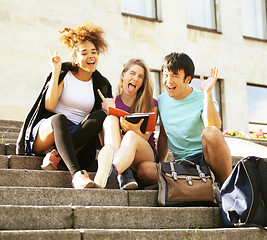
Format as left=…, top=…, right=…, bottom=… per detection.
left=109, top=107, right=156, bottom=133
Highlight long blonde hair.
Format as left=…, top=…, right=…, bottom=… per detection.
left=117, top=58, right=154, bottom=114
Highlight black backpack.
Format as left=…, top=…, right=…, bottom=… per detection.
left=220, top=156, right=267, bottom=230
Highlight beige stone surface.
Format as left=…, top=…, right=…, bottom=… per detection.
left=225, top=137, right=267, bottom=159
left=0, top=0, right=266, bottom=134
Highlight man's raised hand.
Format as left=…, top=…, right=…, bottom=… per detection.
left=200, top=66, right=218, bottom=93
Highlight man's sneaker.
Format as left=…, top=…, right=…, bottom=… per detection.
left=118, top=168, right=138, bottom=190
left=72, top=170, right=94, bottom=189
left=94, top=145, right=118, bottom=188
left=41, top=149, right=61, bottom=170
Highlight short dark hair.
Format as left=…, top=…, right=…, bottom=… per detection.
left=162, top=52, right=195, bottom=83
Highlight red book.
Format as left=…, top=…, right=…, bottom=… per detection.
left=109, top=107, right=156, bottom=132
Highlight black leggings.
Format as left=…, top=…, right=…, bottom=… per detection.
left=50, top=110, right=106, bottom=175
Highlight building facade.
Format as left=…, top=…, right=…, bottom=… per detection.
left=0, top=0, right=267, bottom=133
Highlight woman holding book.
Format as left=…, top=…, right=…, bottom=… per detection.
left=95, top=58, right=158, bottom=190
left=16, top=22, right=113, bottom=189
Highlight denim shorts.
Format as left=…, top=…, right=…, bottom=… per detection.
left=185, top=152, right=206, bottom=167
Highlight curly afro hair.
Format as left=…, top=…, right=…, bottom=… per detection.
left=59, top=22, right=108, bottom=53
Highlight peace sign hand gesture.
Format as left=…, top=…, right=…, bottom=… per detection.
left=200, top=66, right=218, bottom=93
left=97, top=89, right=115, bottom=114
left=48, top=49, right=62, bottom=73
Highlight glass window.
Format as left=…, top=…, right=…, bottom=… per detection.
left=121, top=0, right=160, bottom=20
left=187, top=0, right=216, bottom=30
left=242, top=0, right=267, bottom=40
left=247, top=85, right=267, bottom=132
left=150, top=70, right=163, bottom=99
left=189, top=78, right=222, bottom=118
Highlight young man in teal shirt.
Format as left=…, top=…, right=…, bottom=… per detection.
left=157, top=52, right=232, bottom=184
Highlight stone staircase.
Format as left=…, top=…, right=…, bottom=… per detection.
left=0, top=119, right=267, bottom=239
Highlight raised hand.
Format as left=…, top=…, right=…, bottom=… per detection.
left=48, top=50, right=62, bottom=73
left=200, top=66, right=218, bottom=93
left=97, top=89, right=115, bottom=114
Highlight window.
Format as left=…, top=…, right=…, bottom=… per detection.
left=247, top=84, right=267, bottom=132
left=187, top=0, right=217, bottom=31
left=150, top=70, right=163, bottom=99
left=242, top=0, right=267, bottom=40
left=189, top=77, right=222, bottom=118
left=121, top=0, right=161, bottom=21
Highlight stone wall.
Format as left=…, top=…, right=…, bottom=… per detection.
left=0, top=0, right=267, bottom=132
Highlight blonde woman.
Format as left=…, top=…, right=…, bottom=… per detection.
left=96, top=58, right=158, bottom=189
left=16, top=22, right=112, bottom=189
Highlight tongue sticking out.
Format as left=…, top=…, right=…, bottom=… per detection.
left=128, top=84, right=136, bottom=93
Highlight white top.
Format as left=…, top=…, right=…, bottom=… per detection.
left=54, top=71, right=95, bottom=125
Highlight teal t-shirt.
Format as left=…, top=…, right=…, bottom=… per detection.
left=158, top=88, right=219, bottom=160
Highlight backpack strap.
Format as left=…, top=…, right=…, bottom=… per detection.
left=255, top=157, right=267, bottom=209
left=243, top=157, right=260, bottom=222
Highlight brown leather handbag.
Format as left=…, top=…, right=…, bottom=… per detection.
left=157, top=159, right=216, bottom=207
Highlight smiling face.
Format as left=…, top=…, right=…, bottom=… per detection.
left=121, top=64, right=145, bottom=96
left=73, top=41, right=99, bottom=74
left=163, top=67, right=192, bottom=100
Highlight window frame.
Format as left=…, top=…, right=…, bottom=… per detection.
left=121, top=0, right=162, bottom=22
left=247, top=83, right=267, bottom=133
left=186, top=0, right=221, bottom=34
left=242, top=0, right=267, bottom=41
left=150, top=69, right=163, bottom=99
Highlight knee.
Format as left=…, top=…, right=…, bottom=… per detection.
left=201, top=126, right=222, bottom=144
left=136, top=162, right=158, bottom=185
left=122, top=130, right=138, bottom=145
left=124, top=130, right=138, bottom=140
left=103, top=115, right=119, bottom=129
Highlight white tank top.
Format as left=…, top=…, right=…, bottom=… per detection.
left=54, top=71, right=95, bottom=124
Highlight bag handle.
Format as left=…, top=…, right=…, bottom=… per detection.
left=174, top=159, right=207, bottom=183
left=174, top=159, right=195, bottom=165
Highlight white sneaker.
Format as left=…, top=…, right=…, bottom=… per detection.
left=94, top=145, right=114, bottom=188
left=72, top=170, right=94, bottom=189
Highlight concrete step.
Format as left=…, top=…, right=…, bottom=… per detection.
left=0, top=131, right=19, bottom=140
left=0, top=205, right=223, bottom=230
left=0, top=155, right=70, bottom=170
left=0, top=138, right=17, bottom=143
left=0, top=119, right=23, bottom=128
left=0, top=168, right=121, bottom=189
left=0, top=168, right=73, bottom=188
left=0, top=229, right=81, bottom=240
left=0, top=187, right=157, bottom=207
left=0, top=126, right=20, bottom=136
left=0, top=228, right=266, bottom=240
left=0, top=143, right=16, bottom=155
left=225, top=136, right=267, bottom=159
left=0, top=153, right=244, bottom=170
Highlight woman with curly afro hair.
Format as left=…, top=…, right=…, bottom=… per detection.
left=17, top=22, right=113, bottom=189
